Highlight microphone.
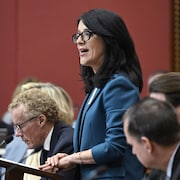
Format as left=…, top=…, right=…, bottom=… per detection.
left=83, top=165, right=107, bottom=180
left=0, top=135, right=14, bottom=146
left=0, top=144, right=43, bottom=178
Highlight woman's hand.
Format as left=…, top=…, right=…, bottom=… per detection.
left=38, top=153, right=75, bottom=172
left=54, top=153, right=76, bottom=169
left=38, top=163, right=59, bottom=174
left=38, top=153, right=67, bottom=172
left=46, top=153, right=68, bottom=167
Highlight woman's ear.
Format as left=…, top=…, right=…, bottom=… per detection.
left=141, top=136, right=153, bottom=153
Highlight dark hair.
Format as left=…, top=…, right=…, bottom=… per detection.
left=149, top=72, right=180, bottom=107
left=123, top=97, right=180, bottom=146
left=77, top=9, right=143, bottom=93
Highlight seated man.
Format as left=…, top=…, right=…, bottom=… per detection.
left=123, top=97, right=180, bottom=180
left=145, top=72, right=180, bottom=179
left=8, top=88, right=76, bottom=180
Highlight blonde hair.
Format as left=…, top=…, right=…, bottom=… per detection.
left=9, top=88, right=60, bottom=123
left=12, top=77, right=39, bottom=99
left=20, top=82, right=74, bottom=125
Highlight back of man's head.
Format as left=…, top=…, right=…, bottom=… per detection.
left=123, top=97, right=180, bottom=146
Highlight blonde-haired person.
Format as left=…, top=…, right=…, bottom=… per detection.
left=1, top=82, right=75, bottom=180
left=9, top=88, right=75, bottom=180
left=22, top=82, right=75, bottom=180
left=21, top=82, right=74, bottom=125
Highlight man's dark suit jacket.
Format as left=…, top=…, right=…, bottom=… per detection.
left=171, top=145, right=180, bottom=180
left=40, top=120, right=76, bottom=180
left=142, top=169, right=166, bottom=180
left=143, top=145, right=180, bottom=180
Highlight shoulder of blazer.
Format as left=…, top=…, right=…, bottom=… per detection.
left=105, top=73, right=138, bottom=91
left=109, top=73, right=132, bottom=83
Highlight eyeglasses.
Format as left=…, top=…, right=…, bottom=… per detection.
left=14, top=115, right=39, bottom=133
left=72, top=30, right=94, bottom=44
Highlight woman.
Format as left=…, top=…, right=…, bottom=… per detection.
left=40, top=8, right=144, bottom=179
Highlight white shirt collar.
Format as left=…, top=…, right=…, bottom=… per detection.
left=88, top=88, right=98, bottom=105
left=43, top=126, right=54, bottom=151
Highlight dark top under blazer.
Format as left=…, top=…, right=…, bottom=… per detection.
left=74, top=74, right=144, bottom=180
left=40, top=120, right=76, bottom=180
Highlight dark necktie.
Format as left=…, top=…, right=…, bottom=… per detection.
left=40, top=149, right=49, bottom=165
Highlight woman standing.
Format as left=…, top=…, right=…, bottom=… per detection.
left=40, top=8, right=144, bottom=180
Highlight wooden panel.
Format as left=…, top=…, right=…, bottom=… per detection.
left=172, top=0, right=180, bottom=71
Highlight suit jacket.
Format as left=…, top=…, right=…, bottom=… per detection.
left=171, top=145, right=180, bottom=180
left=74, top=74, right=144, bottom=180
left=40, top=120, right=76, bottom=180
left=142, top=146, right=180, bottom=180
left=142, top=169, right=166, bottom=180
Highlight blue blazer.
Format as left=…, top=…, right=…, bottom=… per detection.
left=74, top=74, right=144, bottom=179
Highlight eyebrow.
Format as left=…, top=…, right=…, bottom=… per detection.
left=78, top=28, right=91, bottom=33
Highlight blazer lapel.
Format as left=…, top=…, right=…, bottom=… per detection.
left=76, top=88, right=101, bottom=150
left=74, top=93, right=90, bottom=151
left=49, top=121, right=61, bottom=155
left=80, top=88, right=101, bottom=124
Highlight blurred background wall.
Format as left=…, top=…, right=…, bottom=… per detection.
left=0, top=0, right=172, bottom=119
